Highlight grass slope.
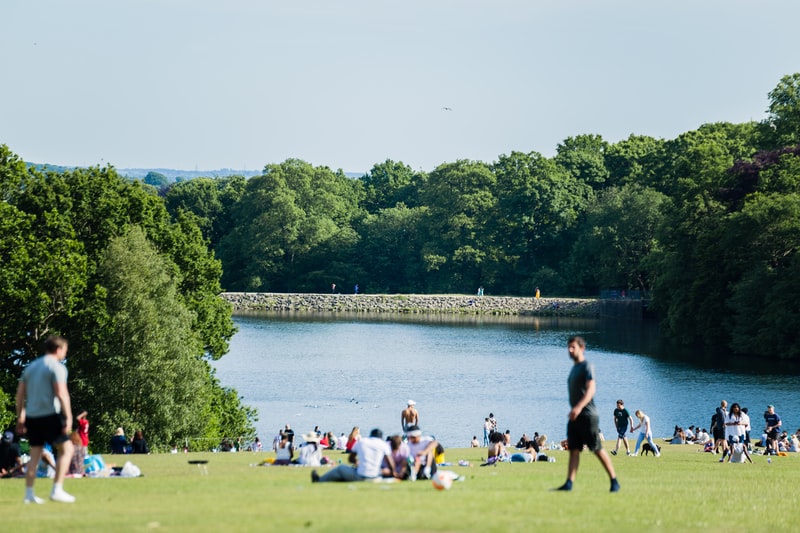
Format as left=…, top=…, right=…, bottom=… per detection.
left=1, top=442, right=795, bottom=532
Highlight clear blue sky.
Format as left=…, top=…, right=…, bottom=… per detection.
left=3, top=0, right=799, bottom=173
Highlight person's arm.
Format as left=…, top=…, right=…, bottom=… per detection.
left=15, top=381, right=27, bottom=435
left=384, top=453, right=397, bottom=479
left=568, top=379, right=596, bottom=421
left=628, top=416, right=634, bottom=432
left=54, top=381, right=73, bottom=436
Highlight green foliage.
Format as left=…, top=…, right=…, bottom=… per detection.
left=0, top=153, right=250, bottom=448
left=761, top=73, right=800, bottom=150
left=568, top=184, right=668, bottom=296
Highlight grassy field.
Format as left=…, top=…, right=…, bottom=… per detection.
left=1, top=442, right=796, bottom=532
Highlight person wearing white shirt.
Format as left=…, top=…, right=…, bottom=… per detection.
left=312, top=429, right=394, bottom=483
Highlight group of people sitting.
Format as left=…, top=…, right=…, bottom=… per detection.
left=309, top=425, right=442, bottom=483
left=670, top=425, right=711, bottom=445
left=483, top=430, right=551, bottom=465
left=110, top=427, right=149, bottom=454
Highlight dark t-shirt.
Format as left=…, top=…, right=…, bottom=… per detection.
left=614, top=408, right=630, bottom=431
left=764, top=412, right=781, bottom=432
left=568, top=360, right=598, bottom=418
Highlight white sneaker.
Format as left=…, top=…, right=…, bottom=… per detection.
left=24, top=495, right=45, bottom=504
left=50, top=489, right=76, bottom=503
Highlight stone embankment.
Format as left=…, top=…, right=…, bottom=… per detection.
left=220, top=292, right=601, bottom=317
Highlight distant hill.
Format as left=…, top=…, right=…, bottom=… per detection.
left=26, top=163, right=365, bottom=182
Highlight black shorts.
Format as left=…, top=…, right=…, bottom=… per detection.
left=567, top=413, right=602, bottom=452
left=616, top=427, right=627, bottom=439
left=713, top=429, right=725, bottom=441
left=25, top=414, right=69, bottom=447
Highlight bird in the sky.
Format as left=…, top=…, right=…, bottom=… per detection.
left=442, top=106, right=453, bottom=111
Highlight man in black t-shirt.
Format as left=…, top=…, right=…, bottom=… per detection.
left=611, top=400, right=633, bottom=456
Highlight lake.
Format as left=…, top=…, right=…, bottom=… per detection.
left=213, top=312, right=800, bottom=448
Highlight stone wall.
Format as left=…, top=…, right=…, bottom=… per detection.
left=220, top=292, right=601, bottom=317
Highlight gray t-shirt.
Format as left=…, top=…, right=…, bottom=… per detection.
left=567, top=360, right=598, bottom=418
left=21, top=355, right=68, bottom=418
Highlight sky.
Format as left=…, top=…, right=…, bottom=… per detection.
left=2, top=0, right=800, bottom=174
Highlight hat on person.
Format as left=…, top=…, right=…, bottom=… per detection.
left=302, top=431, right=320, bottom=443
left=2, top=430, right=13, bottom=442
left=408, top=400, right=416, bottom=406
left=406, top=425, right=422, bottom=438
left=767, top=405, right=774, bottom=409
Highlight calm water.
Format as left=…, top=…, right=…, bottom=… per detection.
left=213, top=313, right=800, bottom=448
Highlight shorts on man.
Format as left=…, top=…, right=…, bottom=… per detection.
left=25, top=414, right=69, bottom=447
left=567, top=413, right=602, bottom=452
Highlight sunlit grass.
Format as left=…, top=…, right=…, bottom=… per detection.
left=1, top=442, right=796, bottom=532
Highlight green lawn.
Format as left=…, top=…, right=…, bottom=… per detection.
left=1, top=442, right=796, bottom=532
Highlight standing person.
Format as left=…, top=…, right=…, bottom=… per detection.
left=401, top=400, right=419, bottom=435
left=555, top=336, right=620, bottom=492
left=535, top=287, right=541, bottom=299
left=312, top=428, right=394, bottom=483
left=483, top=418, right=492, bottom=446
left=631, top=410, right=661, bottom=457
left=764, top=405, right=782, bottom=456
left=713, top=400, right=728, bottom=455
left=76, top=410, right=89, bottom=455
left=15, top=335, right=76, bottom=503
left=722, top=403, right=746, bottom=462
left=611, top=400, right=633, bottom=456
left=488, top=413, right=497, bottom=436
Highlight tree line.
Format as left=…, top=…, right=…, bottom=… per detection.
left=1, top=73, right=799, bottom=442
left=163, top=74, right=800, bottom=360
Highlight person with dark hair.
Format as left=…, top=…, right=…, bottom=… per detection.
left=131, top=430, right=149, bottom=454
left=0, top=430, right=23, bottom=478
left=555, top=336, right=620, bottom=493
left=312, top=428, right=394, bottom=483
left=611, top=400, right=633, bottom=456
left=15, top=335, right=76, bottom=503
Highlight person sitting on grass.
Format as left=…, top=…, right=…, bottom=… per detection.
left=273, top=433, right=293, bottom=465
left=382, top=435, right=409, bottom=479
left=727, top=436, right=752, bottom=464
left=482, top=430, right=508, bottom=466
left=406, top=426, right=439, bottom=480
left=312, top=428, right=394, bottom=483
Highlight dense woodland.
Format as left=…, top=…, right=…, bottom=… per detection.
left=2, top=74, right=799, bottom=446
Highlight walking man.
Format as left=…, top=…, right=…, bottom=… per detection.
left=611, top=400, right=633, bottom=456
left=15, top=335, right=76, bottom=503
left=556, top=336, right=619, bottom=492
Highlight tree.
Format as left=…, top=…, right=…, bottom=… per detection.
left=419, top=160, right=498, bottom=291
left=568, top=184, right=668, bottom=295
left=492, top=151, right=592, bottom=293
left=760, top=73, right=800, bottom=150
left=72, top=227, right=253, bottom=450
left=555, top=134, right=610, bottom=189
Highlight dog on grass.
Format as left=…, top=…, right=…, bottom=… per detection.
left=641, top=442, right=661, bottom=456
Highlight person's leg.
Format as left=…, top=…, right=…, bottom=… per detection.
left=622, top=437, right=631, bottom=453
left=645, top=434, right=660, bottom=457
left=613, top=436, right=621, bottom=454
left=319, top=465, right=359, bottom=482
left=556, top=449, right=580, bottom=490
left=53, top=439, right=74, bottom=485
left=594, top=448, right=620, bottom=491
left=633, top=432, right=645, bottom=455
left=24, top=445, right=44, bottom=502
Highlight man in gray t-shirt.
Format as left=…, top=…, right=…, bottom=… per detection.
left=16, top=335, right=76, bottom=504
left=556, top=336, right=620, bottom=493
